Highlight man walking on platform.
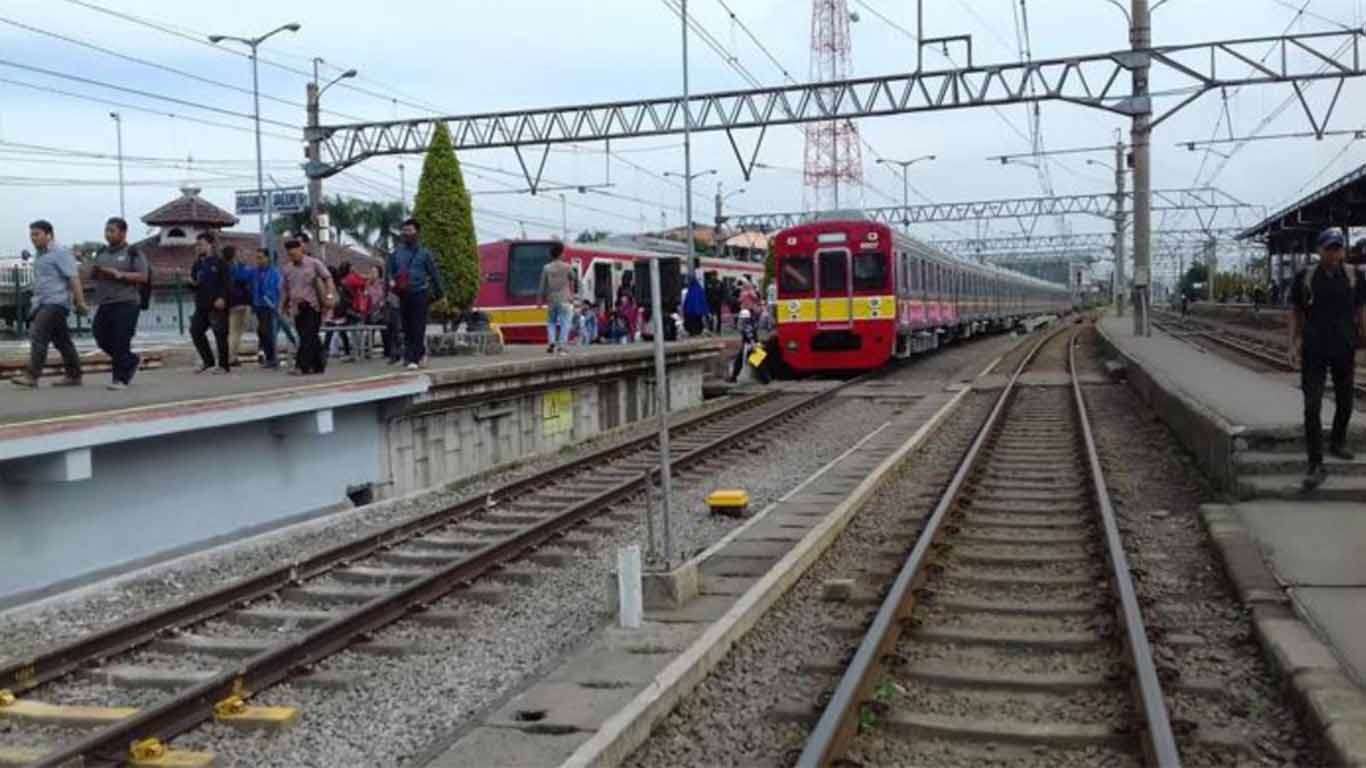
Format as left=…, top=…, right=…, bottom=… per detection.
left=12, top=220, right=87, bottom=389
left=188, top=232, right=231, bottom=374
left=1290, top=227, right=1366, bottom=490
left=251, top=248, right=283, bottom=369
left=282, top=239, right=335, bottom=375
left=90, top=216, right=148, bottom=390
left=387, top=218, right=444, bottom=370
left=538, top=246, right=576, bottom=354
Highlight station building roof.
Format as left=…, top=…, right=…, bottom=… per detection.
left=1237, top=161, right=1366, bottom=255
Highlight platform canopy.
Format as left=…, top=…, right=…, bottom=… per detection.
left=1237, top=162, right=1366, bottom=255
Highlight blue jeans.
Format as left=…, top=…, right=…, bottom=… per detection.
left=547, top=302, right=572, bottom=347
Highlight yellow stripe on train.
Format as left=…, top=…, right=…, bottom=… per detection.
left=777, top=296, right=896, bottom=324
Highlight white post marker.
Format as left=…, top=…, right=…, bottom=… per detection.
left=618, top=545, right=643, bottom=629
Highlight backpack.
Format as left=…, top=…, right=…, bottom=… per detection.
left=1301, top=262, right=1358, bottom=308
left=127, top=245, right=152, bottom=310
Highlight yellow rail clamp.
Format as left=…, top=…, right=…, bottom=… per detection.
left=0, top=697, right=136, bottom=727
left=707, top=489, right=750, bottom=517
left=128, top=738, right=214, bottom=768
left=212, top=696, right=299, bottom=730
left=0, top=689, right=13, bottom=707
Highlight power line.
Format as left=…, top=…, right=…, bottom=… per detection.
left=0, top=138, right=295, bottom=167
left=60, top=0, right=439, bottom=117
left=714, top=0, right=794, bottom=81
left=0, top=14, right=364, bottom=122
left=0, top=58, right=299, bottom=130
left=0, top=74, right=300, bottom=142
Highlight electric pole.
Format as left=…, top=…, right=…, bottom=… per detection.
left=399, top=163, right=407, bottom=216
left=681, top=0, right=697, bottom=280
left=1130, top=0, right=1152, bottom=336
left=1113, top=140, right=1126, bottom=316
left=306, top=58, right=356, bottom=246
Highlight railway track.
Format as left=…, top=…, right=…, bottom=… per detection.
left=797, top=325, right=1181, bottom=767
left=1152, top=310, right=1366, bottom=401
left=1, top=378, right=865, bottom=767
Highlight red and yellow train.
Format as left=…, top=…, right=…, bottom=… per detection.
left=476, top=239, right=763, bottom=344
left=773, top=215, right=1072, bottom=373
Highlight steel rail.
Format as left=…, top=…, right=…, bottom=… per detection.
left=794, top=324, right=1063, bottom=768
left=29, top=378, right=860, bottom=767
left=0, top=391, right=782, bottom=698
left=796, top=322, right=1182, bottom=767
left=1069, top=333, right=1181, bottom=767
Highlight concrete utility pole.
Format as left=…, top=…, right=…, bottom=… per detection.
left=681, top=0, right=697, bottom=280
left=714, top=181, right=744, bottom=257
left=210, top=22, right=301, bottom=254
left=1113, top=140, right=1127, bottom=316
left=1130, top=0, right=1152, bottom=336
left=109, top=112, right=125, bottom=220
left=399, top=163, right=407, bottom=216
left=307, top=58, right=356, bottom=245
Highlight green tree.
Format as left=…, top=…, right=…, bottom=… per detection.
left=413, top=123, right=478, bottom=309
left=1180, top=262, right=1209, bottom=299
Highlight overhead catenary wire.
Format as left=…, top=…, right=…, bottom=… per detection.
left=0, top=15, right=365, bottom=123
left=0, top=58, right=300, bottom=130
left=0, top=74, right=301, bottom=143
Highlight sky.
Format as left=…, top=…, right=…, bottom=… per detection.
left=3, top=0, right=1366, bottom=281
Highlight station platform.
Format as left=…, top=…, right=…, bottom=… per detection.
left=0, top=340, right=723, bottom=606
left=1101, top=313, right=1366, bottom=761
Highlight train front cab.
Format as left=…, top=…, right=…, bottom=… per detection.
left=776, top=223, right=896, bottom=373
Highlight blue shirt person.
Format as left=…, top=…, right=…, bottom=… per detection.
left=13, top=220, right=87, bottom=388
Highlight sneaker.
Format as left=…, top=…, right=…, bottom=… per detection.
left=106, top=381, right=128, bottom=391
left=210, top=367, right=228, bottom=376
left=1302, top=464, right=1328, bottom=491
left=546, top=345, right=555, bottom=354
left=557, top=347, right=569, bottom=356
left=1329, top=445, right=1357, bottom=461
left=195, top=365, right=213, bottom=374
left=10, top=375, right=37, bottom=389
left=406, top=363, right=420, bottom=371
left=386, top=357, right=401, bottom=366
left=51, top=377, right=82, bottom=387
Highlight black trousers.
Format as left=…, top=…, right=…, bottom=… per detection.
left=294, top=303, right=326, bottom=374
left=254, top=307, right=277, bottom=365
left=383, top=305, right=403, bottom=361
left=400, top=291, right=430, bottom=364
left=1302, top=344, right=1356, bottom=465
left=190, top=307, right=229, bottom=370
left=93, top=301, right=140, bottom=383
left=27, top=304, right=81, bottom=381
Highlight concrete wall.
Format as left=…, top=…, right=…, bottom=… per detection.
left=379, top=358, right=705, bottom=498
left=0, top=405, right=380, bottom=601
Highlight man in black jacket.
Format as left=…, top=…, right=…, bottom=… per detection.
left=188, top=232, right=231, bottom=373
left=1290, top=227, right=1366, bottom=489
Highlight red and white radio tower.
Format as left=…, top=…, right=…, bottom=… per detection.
left=803, top=0, right=863, bottom=212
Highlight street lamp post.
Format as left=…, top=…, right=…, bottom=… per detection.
left=680, top=0, right=699, bottom=279
left=305, top=58, right=357, bottom=245
left=714, top=182, right=744, bottom=257
left=209, top=22, right=301, bottom=253
left=664, top=169, right=716, bottom=260
left=399, top=163, right=407, bottom=217
left=109, top=112, right=125, bottom=220
left=877, top=155, right=935, bottom=228
left=1087, top=147, right=1127, bottom=316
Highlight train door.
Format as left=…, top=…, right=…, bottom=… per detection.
left=593, top=262, right=613, bottom=308
left=816, top=249, right=852, bottom=327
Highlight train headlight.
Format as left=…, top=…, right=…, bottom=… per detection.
left=866, top=231, right=879, bottom=242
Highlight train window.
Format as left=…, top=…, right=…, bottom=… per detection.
left=852, top=253, right=886, bottom=291
left=779, top=256, right=814, bottom=293
left=507, top=243, right=558, bottom=298
left=818, top=251, right=848, bottom=293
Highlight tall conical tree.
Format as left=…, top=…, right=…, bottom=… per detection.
left=413, top=123, right=479, bottom=309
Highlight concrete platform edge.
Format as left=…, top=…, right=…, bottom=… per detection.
left=1200, top=504, right=1366, bottom=767
left=556, top=382, right=976, bottom=768
left=1096, top=320, right=1240, bottom=490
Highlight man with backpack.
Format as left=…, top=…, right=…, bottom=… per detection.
left=89, top=216, right=149, bottom=390
left=1290, top=227, right=1366, bottom=490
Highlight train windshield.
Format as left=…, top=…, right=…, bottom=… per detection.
left=852, top=252, right=886, bottom=291
left=779, top=256, right=814, bottom=294
left=507, top=243, right=558, bottom=298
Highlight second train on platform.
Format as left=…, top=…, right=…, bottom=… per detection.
left=773, top=213, right=1071, bottom=373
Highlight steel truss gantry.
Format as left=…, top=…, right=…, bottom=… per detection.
left=929, top=227, right=1248, bottom=256
left=307, top=28, right=1366, bottom=182
left=726, top=188, right=1259, bottom=231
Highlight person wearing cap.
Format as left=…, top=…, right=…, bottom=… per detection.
left=1290, top=227, right=1366, bottom=490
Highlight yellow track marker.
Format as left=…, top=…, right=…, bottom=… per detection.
left=0, top=697, right=137, bottom=726
left=213, top=695, right=299, bottom=730
left=129, top=738, right=215, bottom=768
left=707, top=489, right=751, bottom=516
